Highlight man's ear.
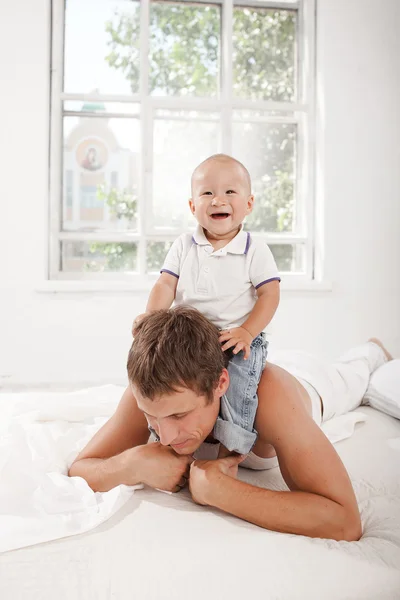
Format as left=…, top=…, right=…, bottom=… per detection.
left=247, top=194, right=254, bottom=215
left=189, top=198, right=196, bottom=215
left=215, top=368, right=229, bottom=398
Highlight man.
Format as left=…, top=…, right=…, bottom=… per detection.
left=69, top=307, right=392, bottom=541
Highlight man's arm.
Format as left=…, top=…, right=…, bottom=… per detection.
left=190, top=365, right=362, bottom=541
left=69, top=386, right=191, bottom=493
left=68, top=386, right=150, bottom=491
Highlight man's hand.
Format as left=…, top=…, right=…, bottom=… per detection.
left=219, top=327, right=253, bottom=360
left=136, top=443, right=193, bottom=493
left=131, top=313, right=147, bottom=337
left=189, top=454, right=246, bottom=506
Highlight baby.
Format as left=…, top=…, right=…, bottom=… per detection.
left=134, top=154, right=280, bottom=456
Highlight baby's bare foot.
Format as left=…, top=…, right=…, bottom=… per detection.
left=368, top=338, right=393, bottom=361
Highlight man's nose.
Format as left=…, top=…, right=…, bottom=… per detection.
left=157, top=420, right=179, bottom=446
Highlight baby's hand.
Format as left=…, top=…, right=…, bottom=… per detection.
left=219, top=327, right=253, bottom=360
left=131, top=313, right=147, bottom=336
left=217, top=444, right=232, bottom=459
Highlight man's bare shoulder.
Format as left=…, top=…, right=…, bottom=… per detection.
left=255, top=362, right=315, bottom=443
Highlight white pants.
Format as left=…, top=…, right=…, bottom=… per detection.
left=272, top=341, right=388, bottom=422
left=241, top=341, right=388, bottom=470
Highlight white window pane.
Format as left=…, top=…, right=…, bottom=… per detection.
left=65, top=170, right=73, bottom=208
left=62, top=108, right=140, bottom=233
left=233, top=0, right=298, bottom=4
left=146, top=241, right=173, bottom=273
left=233, top=8, right=297, bottom=102
left=64, top=0, right=140, bottom=95
left=152, top=110, right=220, bottom=231
left=149, top=1, right=220, bottom=97
left=64, top=101, right=139, bottom=116
left=233, top=111, right=297, bottom=233
left=270, top=244, right=305, bottom=273
left=61, top=241, right=138, bottom=272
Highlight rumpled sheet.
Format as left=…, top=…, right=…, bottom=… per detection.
left=0, top=387, right=400, bottom=599
left=0, top=386, right=141, bottom=554
left=0, top=385, right=388, bottom=554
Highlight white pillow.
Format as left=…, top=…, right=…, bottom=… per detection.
left=364, top=359, right=400, bottom=419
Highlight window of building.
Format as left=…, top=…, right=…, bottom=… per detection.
left=50, top=0, right=315, bottom=281
left=65, top=170, right=73, bottom=208
left=79, top=185, right=100, bottom=208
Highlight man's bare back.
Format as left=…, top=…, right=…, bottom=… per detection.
left=250, top=362, right=318, bottom=459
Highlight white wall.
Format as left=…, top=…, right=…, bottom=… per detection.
left=0, top=0, right=399, bottom=387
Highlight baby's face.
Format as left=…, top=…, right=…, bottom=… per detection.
left=189, top=158, right=254, bottom=241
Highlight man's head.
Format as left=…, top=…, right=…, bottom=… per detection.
left=127, top=306, right=230, bottom=454
left=189, top=154, right=254, bottom=241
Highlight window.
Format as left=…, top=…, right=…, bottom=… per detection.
left=50, top=0, right=315, bottom=281
left=65, top=170, right=73, bottom=208
left=110, top=171, right=118, bottom=189
left=80, top=185, right=103, bottom=208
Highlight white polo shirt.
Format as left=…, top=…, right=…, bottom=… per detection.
left=161, top=225, right=280, bottom=332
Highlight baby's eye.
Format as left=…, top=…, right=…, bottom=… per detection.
left=173, top=413, right=187, bottom=420
left=202, top=191, right=212, bottom=196
left=226, top=190, right=236, bottom=195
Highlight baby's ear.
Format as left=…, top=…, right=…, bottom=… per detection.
left=188, top=198, right=196, bottom=215
left=247, top=195, right=255, bottom=212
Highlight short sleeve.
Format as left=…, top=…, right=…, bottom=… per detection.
left=160, top=236, right=184, bottom=279
left=249, top=240, right=281, bottom=290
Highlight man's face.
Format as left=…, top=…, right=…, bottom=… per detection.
left=133, top=370, right=229, bottom=455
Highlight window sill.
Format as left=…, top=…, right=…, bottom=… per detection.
left=36, top=279, right=333, bottom=294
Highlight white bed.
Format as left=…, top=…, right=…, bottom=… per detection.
left=0, top=387, right=399, bottom=600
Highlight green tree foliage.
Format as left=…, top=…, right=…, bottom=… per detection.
left=232, top=8, right=295, bottom=102
left=146, top=241, right=173, bottom=272
left=105, top=4, right=295, bottom=100
left=84, top=185, right=138, bottom=272
left=106, top=3, right=220, bottom=97
left=84, top=242, right=137, bottom=272
left=96, top=182, right=137, bottom=222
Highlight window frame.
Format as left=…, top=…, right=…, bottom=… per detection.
left=49, top=0, right=316, bottom=284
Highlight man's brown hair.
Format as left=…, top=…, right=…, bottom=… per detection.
left=127, top=306, right=229, bottom=403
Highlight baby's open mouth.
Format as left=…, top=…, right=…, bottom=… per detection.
left=211, top=213, right=230, bottom=219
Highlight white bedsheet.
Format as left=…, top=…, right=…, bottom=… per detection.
left=0, top=386, right=399, bottom=599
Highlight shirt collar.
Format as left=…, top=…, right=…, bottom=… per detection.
left=192, top=224, right=251, bottom=255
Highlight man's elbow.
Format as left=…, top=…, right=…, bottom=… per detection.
left=68, top=459, right=81, bottom=479
left=343, top=516, right=362, bottom=542
left=320, top=503, right=362, bottom=542
left=336, top=509, right=362, bottom=542
left=68, top=459, right=100, bottom=492
left=68, top=457, right=91, bottom=481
